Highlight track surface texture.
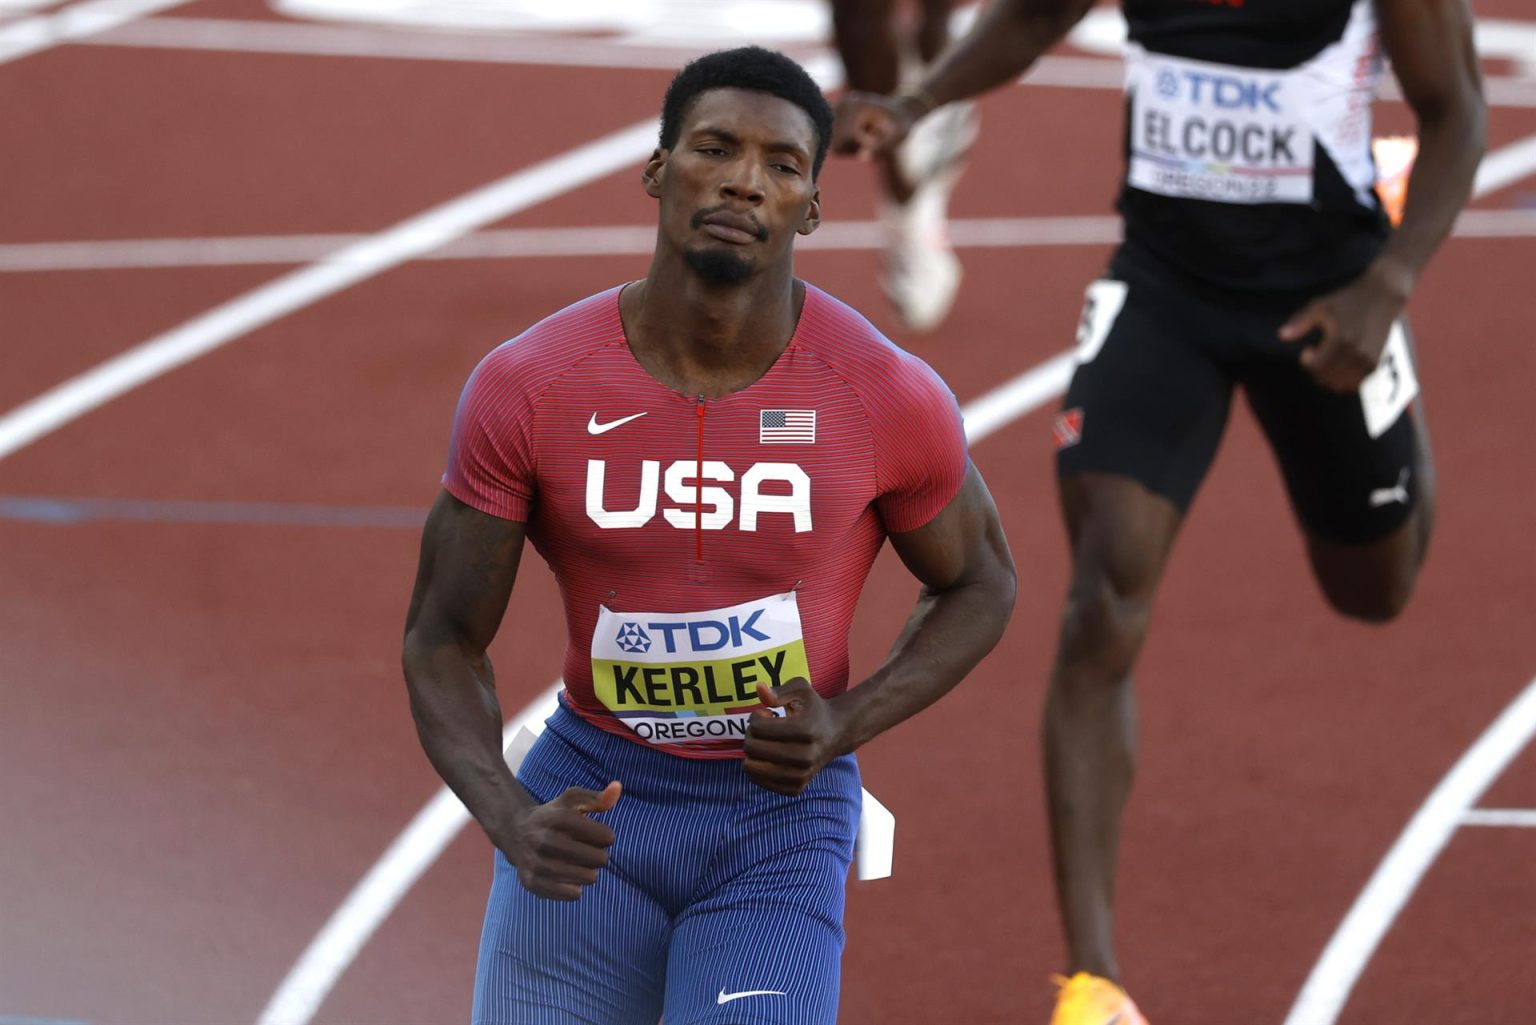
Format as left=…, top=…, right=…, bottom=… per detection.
left=2, top=2, right=1533, bottom=1023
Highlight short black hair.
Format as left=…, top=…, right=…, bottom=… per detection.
left=659, top=46, right=834, bottom=178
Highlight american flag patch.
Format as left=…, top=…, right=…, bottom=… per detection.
left=759, top=409, right=816, bottom=444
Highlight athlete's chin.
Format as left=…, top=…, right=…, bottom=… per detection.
left=684, top=246, right=755, bottom=285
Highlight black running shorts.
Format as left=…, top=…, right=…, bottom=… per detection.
left=1054, top=242, right=1421, bottom=545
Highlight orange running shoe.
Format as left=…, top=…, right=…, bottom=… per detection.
left=1048, top=972, right=1150, bottom=1025
left=1372, top=135, right=1419, bottom=228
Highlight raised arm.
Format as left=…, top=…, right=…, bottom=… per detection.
left=1278, top=0, right=1485, bottom=390
left=833, top=0, right=1096, bottom=158
left=403, top=490, right=618, bottom=900
left=742, top=463, right=1017, bottom=795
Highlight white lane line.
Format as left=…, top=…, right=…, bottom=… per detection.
left=1284, top=676, right=1536, bottom=1025
left=1453, top=208, right=1536, bottom=238
left=0, top=118, right=659, bottom=462
left=0, top=0, right=191, bottom=64
left=0, top=0, right=69, bottom=15
left=0, top=218, right=1119, bottom=272
left=0, top=233, right=374, bottom=271
left=0, top=217, right=1118, bottom=272
left=81, top=15, right=714, bottom=69
left=1474, top=132, right=1536, bottom=196
left=12, top=205, right=1536, bottom=274
left=963, top=352, right=1076, bottom=442
left=1461, top=807, right=1536, bottom=827
left=252, top=350, right=1078, bottom=1025
left=9, top=124, right=1536, bottom=277
left=73, top=17, right=1536, bottom=108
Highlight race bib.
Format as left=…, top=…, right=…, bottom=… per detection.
left=591, top=591, right=809, bottom=746
left=1127, top=49, right=1314, bottom=205
left=1359, top=321, right=1418, bottom=439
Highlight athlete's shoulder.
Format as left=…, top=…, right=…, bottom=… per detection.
left=474, top=284, right=626, bottom=389
left=795, top=286, right=968, bottom=522
left=794, top=283, right=953, bottom=404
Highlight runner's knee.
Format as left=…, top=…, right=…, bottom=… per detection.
left=1058, top=566, right=1156, bottom=675
left=1307, top=509, right=1427, bottom=623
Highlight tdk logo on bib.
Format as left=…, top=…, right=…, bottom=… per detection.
left=1161, top=68, right=1282, bottom=113
left=615, top=623, right=651, bottom=653
left=645, top=611, right=771, bottom=653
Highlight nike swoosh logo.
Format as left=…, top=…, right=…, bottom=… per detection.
left=716, top=988, right=787, bottom=1005
left=587, top=411, right=647, bottom=435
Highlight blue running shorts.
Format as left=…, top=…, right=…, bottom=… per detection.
left=472, top=700, right=861, bottom=1025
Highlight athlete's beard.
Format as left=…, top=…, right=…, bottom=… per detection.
left=684, top=246, right=754, bottom=285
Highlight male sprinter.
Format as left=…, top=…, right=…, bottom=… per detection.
left=834, top=1, right=1485, bottom=1022
left=403, top=46, right=1016, bottom=1025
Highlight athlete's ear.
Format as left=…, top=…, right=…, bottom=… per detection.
left=641, top=148, right=666, bottom=199
left=797, top=185, right=822, bottom=236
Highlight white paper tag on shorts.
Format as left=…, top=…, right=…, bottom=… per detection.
left=1074, top=279, right=1128, bottom=366
left=1359, top=321, right=1418, bottom=439
left=503, top=725, right=540, bottom=773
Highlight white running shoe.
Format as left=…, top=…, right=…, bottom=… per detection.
left=880, top=101, right=977, bottom=333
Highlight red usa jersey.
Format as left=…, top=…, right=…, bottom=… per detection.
left=442, top=283, right=968, bottom=759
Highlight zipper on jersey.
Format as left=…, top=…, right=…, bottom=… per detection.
left=694, top=395, right=705, bottom=563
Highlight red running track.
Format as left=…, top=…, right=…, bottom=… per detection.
left=2, top=3, right=1533, bottom=1023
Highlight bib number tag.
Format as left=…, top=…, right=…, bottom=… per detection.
left=1128, top=52, right=1314, bottom=205
left=590, top=591, right=809, bottom=746
left=1074, top=279, right=1128, bottom=366
left=1359, top=322, right=1418, bottom=439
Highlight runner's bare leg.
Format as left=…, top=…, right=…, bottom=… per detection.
left=1044, top=472, right=1184, bottom=980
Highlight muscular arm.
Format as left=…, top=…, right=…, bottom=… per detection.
left=833, top=0, right=1094, bottom=155
left=743, top=463, right=1017, bottom=793
left=834, top=461, right=1017, bottom=748
left=1279, top=0, right=1485, bottom=389
left=402, top=490, right=533, bottom=843
left=908, top=0, right=1095, bottom=112
left=1372, top=0, right=1486, bottom=295
left=403, top=492, right=621, bottom=900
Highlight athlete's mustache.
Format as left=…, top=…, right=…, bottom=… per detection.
left=691, top=206, right=768, bottom=241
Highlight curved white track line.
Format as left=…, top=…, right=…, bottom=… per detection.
left=1284, top=676, right=1536, bottom=1025
left=255, top=682, right=564, bottom=1025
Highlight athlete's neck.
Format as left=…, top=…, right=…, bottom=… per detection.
left=620, top=264, right=804, bottom=399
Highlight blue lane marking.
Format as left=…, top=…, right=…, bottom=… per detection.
left=0, top=496, right=425, bottom=529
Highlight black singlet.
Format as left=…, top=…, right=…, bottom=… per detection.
left=1118, top=0, right=1392, bottom=293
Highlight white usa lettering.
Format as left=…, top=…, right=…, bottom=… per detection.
left=586, top=459, right=812, bottom=532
